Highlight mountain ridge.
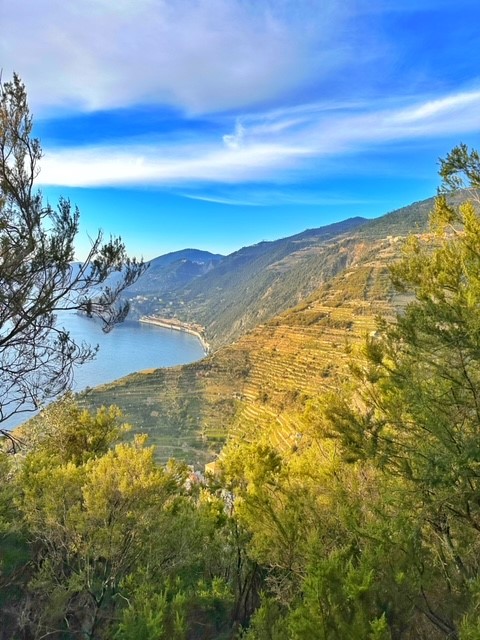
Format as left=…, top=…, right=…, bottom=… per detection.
left=128, top=216, right=371, bottom=347
left=126, top=248, right=224, bottom=302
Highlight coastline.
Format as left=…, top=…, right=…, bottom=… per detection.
left=139, top=316, right=210, bottom=355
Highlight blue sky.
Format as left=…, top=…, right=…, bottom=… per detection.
left=2, top=0, right=480, bottom=260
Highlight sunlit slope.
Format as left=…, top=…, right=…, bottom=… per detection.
left=147, top=197, right=438, bottom=349
left=142, top=216, right=370, bottom=347
left=81, top=230, right=405, bottom=465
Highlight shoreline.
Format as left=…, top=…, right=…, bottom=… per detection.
left=139, top=316, right=210, bottom=355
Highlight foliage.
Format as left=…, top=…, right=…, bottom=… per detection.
left=23, top=393, right=130, bottom=463
left=4, top=143, right=480, bottom=639
left=114, top=580, right=189, bottom=640
left=14, top=429, right=180, bottom=637
left=0, top=399, right=259, bottom=639
left=0, top=74, right=146, bottom=425
left=322, top=145, right=480, bottom=637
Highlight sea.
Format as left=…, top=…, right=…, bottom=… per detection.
left=3, top=311, right=206, bottom=430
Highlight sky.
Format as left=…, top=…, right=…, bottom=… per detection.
left=2, top=0, right=480, bottom=260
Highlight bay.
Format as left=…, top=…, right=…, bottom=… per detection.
left=3, top=312, right=206, bottom=430
left=59, top=312, right=206, bottom=391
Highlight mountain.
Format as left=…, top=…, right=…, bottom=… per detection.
left=163, top=195, right=452, bottom=349
left=80, top=195, right=442, bottom=465
left=135, top=217, right=370, bottom=347
left=125, top=249, right=224, bottom=316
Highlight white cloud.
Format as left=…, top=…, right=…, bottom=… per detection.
left=390, top=91, right=480, bottom=125
left=39, top=140, right=309, bottom=187
left=179, top=193, right=263, bottom=207
left=36, top=87, right=480, bottom=189
left=180, top=189, right=377, bottom=207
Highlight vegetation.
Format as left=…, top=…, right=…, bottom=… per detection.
left=0, top=74, right=145, bottom=428
left=57, top=146, right=480, bottom=639
left=4, top=75, right=480, bottom=639
left=1, top=397, right=255, bottom=638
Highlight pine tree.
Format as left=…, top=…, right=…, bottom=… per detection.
left=0, top=74, right=146, bottom=428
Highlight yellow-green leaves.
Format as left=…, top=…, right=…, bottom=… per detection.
left=9, top=401, right=189, bottom=638
left=23, top=394, right=131, bottom=464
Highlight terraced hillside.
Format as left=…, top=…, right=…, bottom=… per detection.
left=133, top=196, right=444, bottom=351
left=81, top=230, right=407, bottom=466
left=131, top=216, right=370, bottom=347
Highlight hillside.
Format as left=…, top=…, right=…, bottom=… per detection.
left=125, top=248, right=224, bottom=317
left=82, top=192, right=477, bottom=466
left=130, top=196, right=447, bottom=349
left=129, top=217, right=370, bottom=347
left=81, top=204, right=421, bottom=465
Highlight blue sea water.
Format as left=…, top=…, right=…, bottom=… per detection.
left=3, top=312, right=206, bottom=430
left=58, top=312, right=206, bottom=391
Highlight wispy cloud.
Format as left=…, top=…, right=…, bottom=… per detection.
left=179, top=193, right=264, bottom=207
left=180, top=189, right=378, bottom=207
left=40, top=140, right=309, bottom=187
left=390, top=91, right=480, bottom=126
left=5, top=1, right=478, bottom=201
left=38, top=87, right=480, bottom=189
left=223, top=122, right=246, bottom=150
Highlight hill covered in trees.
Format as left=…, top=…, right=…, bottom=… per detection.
left=123, top=196, right=445, bottom=355
left=127, top=195, right=448, bottom=351
left=125, top=248, right=224, bottom=317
